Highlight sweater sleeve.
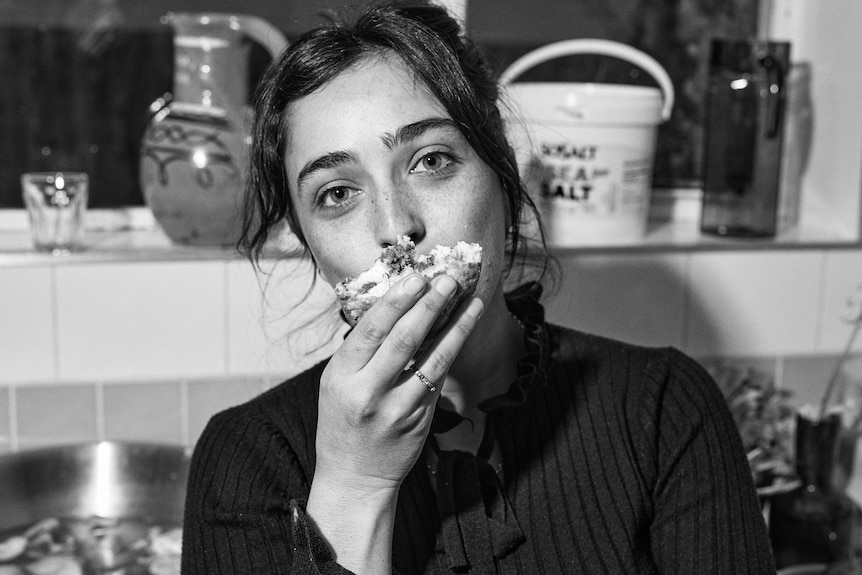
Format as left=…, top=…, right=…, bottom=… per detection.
left=644, top=348, right=776, bottom=575
left=180, top=405, right=354, bottom=575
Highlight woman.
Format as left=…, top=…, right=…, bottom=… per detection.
left=182, top=2, right=775, bottom=573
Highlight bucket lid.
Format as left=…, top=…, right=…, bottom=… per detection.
left=505, top=82, right=665, bottom=125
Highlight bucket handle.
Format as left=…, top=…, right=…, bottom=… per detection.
left=499, top=39, right=675, bottom=122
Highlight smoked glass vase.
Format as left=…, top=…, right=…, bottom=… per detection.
left=769, top=412, right=859, bottom=569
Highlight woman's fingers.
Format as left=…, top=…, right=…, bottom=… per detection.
left=333, top=273, right=482, bottom=398
left=314, top=281, right=483, bottom=493
left=371, top=275, right=458, bottom=361
left=334, top=273, right=430, bottom=370
left=391, top=294, right=485, bottom=405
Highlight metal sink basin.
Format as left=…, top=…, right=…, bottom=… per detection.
left=0, top=441, right=191, bottom=530
left=0, top=441, right=191, bottom=571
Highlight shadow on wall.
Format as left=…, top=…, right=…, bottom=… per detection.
left=541, top=253, right=720, bottom=356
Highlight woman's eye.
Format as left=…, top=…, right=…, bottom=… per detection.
left=318, top=186, right=359, bottom=208
left=411, top=151, right=454, bottom=174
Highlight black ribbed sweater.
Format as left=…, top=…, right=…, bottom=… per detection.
left=182, top=320, right=775, bottom=574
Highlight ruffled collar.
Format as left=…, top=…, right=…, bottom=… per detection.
left=478, top=282, right=550, bottom=412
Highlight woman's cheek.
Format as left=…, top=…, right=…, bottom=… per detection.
left=305, top=234, right=347, bottom=286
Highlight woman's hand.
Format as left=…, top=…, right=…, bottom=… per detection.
left=315, top=272, right=483, bottom=490
left=305, top=273, right=483, bottom=572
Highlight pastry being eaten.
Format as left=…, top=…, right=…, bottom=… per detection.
left=335, top=236, right=483, bottom=333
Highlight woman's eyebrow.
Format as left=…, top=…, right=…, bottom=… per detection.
left=380, top=118, right=461, bottom=149
left=294, top=118, right=460, bottom=195
left=296, top=150, right=356, bottom=194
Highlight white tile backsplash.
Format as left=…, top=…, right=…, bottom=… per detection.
left=543, top=252, right=687, bottom=349
left=685, top=250, right=824, bottom=356
left=103, top=381, right=183, bottom=444
left=0, top=386, right=10, bottom=451
left=4, top=246, right=862, bottom=452
left=0, top=247, right=857, bottom=397
left=16, top=383, right=97, bottom=443
left=55, top=261, right=227, bottom=381
left=0, top=266, right=55, bottom=383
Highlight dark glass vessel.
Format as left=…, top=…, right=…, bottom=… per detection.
left=700, top=39, right=791, bottom=238
left=769, top=412, right=859, bottom=569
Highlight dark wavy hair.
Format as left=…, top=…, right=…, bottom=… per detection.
left=239, top=0, right=551, bottom=290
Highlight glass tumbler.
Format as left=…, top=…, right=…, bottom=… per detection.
left=21, top=171, right=89, bottom=253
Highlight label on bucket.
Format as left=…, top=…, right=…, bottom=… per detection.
left=535, top=142, right=651, bottom=214
left=519, top=139, right=654, bottom=243
left=526, top=140, right=651, bottom=213
left=510, top=114, right=658, bottom=243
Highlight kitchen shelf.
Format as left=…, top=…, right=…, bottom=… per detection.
left=0, top=228, right=240, bottom=267
left=549, top=219, right=862, bottom=255
left=1, top=216, right=860, bottom=269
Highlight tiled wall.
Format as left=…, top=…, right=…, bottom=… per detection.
left=3, top=247, right=862, bottom=454
left=557, top=249, right=862, bottom=353
left=0, top=258, right=343, bottom=453
left=2, top=377, right=267, bottom=453
left=541, top=248, right=862, bottom=412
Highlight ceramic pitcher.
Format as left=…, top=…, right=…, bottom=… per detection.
left=139, top=13, right=287, bottom=246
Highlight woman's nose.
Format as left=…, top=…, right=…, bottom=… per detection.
left=372, top=188, right=425, bottom=247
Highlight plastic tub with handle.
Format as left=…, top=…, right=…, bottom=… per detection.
left=501, top=39, right=675, bottom=244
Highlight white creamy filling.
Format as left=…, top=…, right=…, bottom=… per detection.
left=365, top=263, right=416, bottom=297
left=342, top=239, right=482, bottom=298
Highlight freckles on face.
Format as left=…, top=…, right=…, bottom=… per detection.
left=283, top=54, right=509, bottom=293
left=305, top=225, right=364, bottom=287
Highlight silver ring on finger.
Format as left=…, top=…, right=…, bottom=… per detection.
left=405, top=364, right=436, bottom=393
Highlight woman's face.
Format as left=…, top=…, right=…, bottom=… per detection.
left=283, top=53, right=509, bottom=306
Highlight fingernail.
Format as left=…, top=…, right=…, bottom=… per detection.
left=403, top=274, right=426, bottom=296
left=466, top=297, right=484, bottom=319
left=435, top=275, right=457, bottom=297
